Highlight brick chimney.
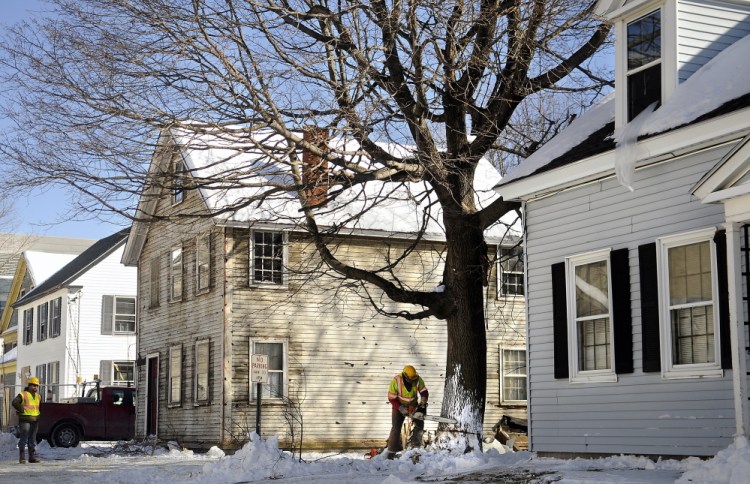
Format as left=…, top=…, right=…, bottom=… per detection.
left=302, top=126, right=329, bottom=208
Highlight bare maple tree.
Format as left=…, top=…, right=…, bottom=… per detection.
left=0, top=0, right=611, bottom=436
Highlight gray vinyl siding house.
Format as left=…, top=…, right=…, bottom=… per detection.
left=123, top=128, right=528, bottom=450
left=494, top=0, right=750, bottom=458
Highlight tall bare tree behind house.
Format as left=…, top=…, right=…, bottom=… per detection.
left=0, top=0, right=611, bottom=437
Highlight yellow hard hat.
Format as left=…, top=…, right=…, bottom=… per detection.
left=402, top=365, right=419, bottom=382
left=27, top=377, right=40, bottom=385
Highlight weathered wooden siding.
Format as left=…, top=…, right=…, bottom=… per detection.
left=525, top=142, right=738, bottom=457
left=223, top=228, right=526, bottom=450
left=677, top=0, right=750, bottom=82
left=133, top=180, right=226, bottom=449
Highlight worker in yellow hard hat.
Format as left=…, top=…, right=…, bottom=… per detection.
left=12, top=376, right=42, bottom=464
left=385, top=365, right=429, bottom=458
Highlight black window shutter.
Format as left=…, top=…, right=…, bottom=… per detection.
left=611, top=248, right=633, bottom=374
left=639, top=243, right=661, bottom=372
left=713, top=230, right=732, bottom=370
left=100, top=360, right=113, bottom=385
left=101, top=295, right=114, bottom=335
left=551, top=262, right=569, bottom=379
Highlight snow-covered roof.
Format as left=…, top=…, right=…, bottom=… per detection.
left=24, top=251, right=79, bottom=286
left=171, top=128, right=510, bottom=239
left=495, top=33, right=750, bottom=189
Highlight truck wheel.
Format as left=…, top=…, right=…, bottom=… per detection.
left=53, top=424, right=81, bottom=448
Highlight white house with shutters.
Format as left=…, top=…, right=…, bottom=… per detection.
left=494, top=0, right=750, bottom=458
left=14, top=229, right=137, bottom=401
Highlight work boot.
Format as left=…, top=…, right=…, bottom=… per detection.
left=28, top=448, right=40, bottom=463
left=19, top=448, right=26, bottom=464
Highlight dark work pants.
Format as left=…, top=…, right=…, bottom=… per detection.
left=387, top=409, right=424, bottom=453
left=18, top=421, right=39, bottom=450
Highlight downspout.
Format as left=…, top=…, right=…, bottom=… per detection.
left=135, top=258, right=142, bottom=436
left=726, top=222, right=750, bottom=438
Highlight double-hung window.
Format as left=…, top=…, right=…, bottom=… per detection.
left=36, top=302, right=48, bottom=342
left=658, top=229, right=721, bottom=378
left=112, top=361, right=135, bottom=386
left=169, top=345, right=182, bottom=406
left=250, top=231, right=287, bottom=286
left=500, top=348, right=527, bottom=403
left=194, top=339, right=210, bottom=404
left=626, top=10, right=662, bottom=121
left=114, top=297, right=136, bottom=334
left=566, top=249, right=616, bottom=382
left=250, top=339, right=287, bottom=400
left=498, top=246, right=524, bottom=297
left=170, top=247, right=183, bottom=301
left=173, top=160, right=185, bottom=204
left=50, top=297, right=62, bottom=337
left=196, top=233, right=211, bottom=293
left=149, top=256, right=160, bottom=308
left=23, top=309, right=33, bottom=345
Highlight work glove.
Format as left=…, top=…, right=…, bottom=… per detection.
left=398, top=405, right=409, bottom=416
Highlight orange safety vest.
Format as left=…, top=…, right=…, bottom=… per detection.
left=387, top=374, right=427, bottom=408
left=19, top=391, right=41, bottom=417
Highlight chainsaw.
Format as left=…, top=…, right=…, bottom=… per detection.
left=409, top=412, right=457, bottom=424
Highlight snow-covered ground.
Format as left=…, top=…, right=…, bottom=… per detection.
left=1, top=431, right=749, bottom=483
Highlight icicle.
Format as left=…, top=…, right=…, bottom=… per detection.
left=614, top=102, right=657, bottom=191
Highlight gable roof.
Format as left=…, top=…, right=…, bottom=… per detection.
left=123, top=128, right=515, bottom=265
left=15, top=228, right=130, bottom=307
left=692, top=132, right=750, bottom=203
left=495, top=33, right=750, bottom=195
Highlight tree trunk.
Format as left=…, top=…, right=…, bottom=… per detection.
left=439, top=214, right=488, bottom=443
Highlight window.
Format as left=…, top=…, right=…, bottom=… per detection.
left=658, top=229, right=721, bottom=378
left=500, top=348, right=527, bottom=403
left=169, top=345, right=182, bottom=405
left=498, top=246, right=524, bottom=297
left=196, top=233, right=211, bottom=293
left=114, top=297, right=136, bottom=333
left=250, top=231, right=287, bottom=286
left=36, top=302, right=48, bottom=342
left=150, top=256, right=160, bottom=308
left=50, top=297, right=62, bottom=337
left=194, top=339, right=210, bottom=404
left=112, top=361, right=135, bottom=386
left=46, top=361, right=60, bottom=402
left=250, top=339, right=287, bottom=400
left=627, top=10, right=661, bottom=121
left=566, top=249, right=616, bottom=382
left=23, top=309, right=33, bottom=345
left=35, top=364, right=47, bottom=401
left=170, top=247, right=183, bottom=301
left=173, top=160, right=185, bottom=204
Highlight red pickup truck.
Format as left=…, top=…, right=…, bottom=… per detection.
left=37, top=386, right=136, bottom=447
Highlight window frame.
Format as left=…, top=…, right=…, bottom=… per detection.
left=23, top=309, right=33, bottom=345
left=172, top=159, right=185, bottom=205
left=625, top=8, right=662, bottom=122
left=50, top=297, right=62, bottom=338
left=497, top=245, right=525, bottom=298
left=112, top=361, right=135, bottom=386
left=194, top=339, right=210, bottom=405
left=170, top=247, right=183, bottom=302
left=195, top=233, right=211, bottom=294
left=36, top=301, right=49, bottom=342
left=168, top=344, right=183, bottom=406
left=249, top=338, right=288, bottom=402
left=657, top=229, right=722, bottom=379
left=565, top=248, right=617, bottom=383
left=113, top=296, right=137, bottom=334
left=499, top=346, right=528, bottom=404
left=249, top=230, right=289, bottom=287
left=149, top=256, right=160, bottom=308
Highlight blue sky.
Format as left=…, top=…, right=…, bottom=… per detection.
left=1, top=0, right=124, bottom=240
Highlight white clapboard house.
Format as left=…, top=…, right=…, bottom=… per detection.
left=14, top=229, right=137, bottom=401
left=493, top=0, right=750, bottom=458
left=122, top=127, right=528, bottom=450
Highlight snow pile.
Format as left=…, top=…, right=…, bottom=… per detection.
left=677, top=436, right=750, bottom=484
left=0, top=431, right=18, bottom=459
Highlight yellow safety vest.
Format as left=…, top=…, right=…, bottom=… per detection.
left=19, top=391, right=41, bottom=417
left=387, top=374, right=427, bottom=408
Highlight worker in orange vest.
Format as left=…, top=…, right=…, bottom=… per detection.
left=386, top=365, right=429, bottom=458
left=12, top=376, right=42, bottom=464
